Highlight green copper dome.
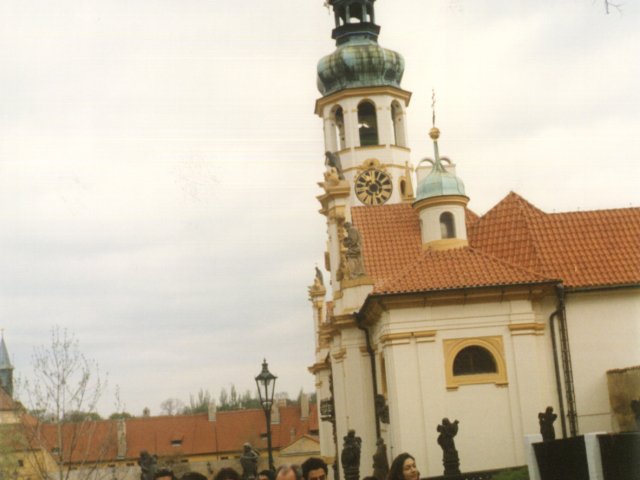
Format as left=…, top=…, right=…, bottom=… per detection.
left=415, top=163, right=466, bottom=200
left=317, top=0, right=404, bottom=96
left=317, top=36, right=405, bottom=96
left=415, top=128, right=466, bottom=201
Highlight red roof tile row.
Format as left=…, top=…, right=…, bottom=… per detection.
left=470, top=192, right=640, bottom=289
left=37, top=404, right=318, bottom=463
left=351, top=192, right=640, bottom=294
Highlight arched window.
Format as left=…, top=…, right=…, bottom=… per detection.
left=358, top=100, right=379, bottom=146
left=330, top=106, right=346, bottom=151
left=440, top=212, right=456, bottom=239
left=443, top=336, right=508, bottom=389
left=391, top=101, right=406, bottom=147
left=453, top=346, right=497, bottom=376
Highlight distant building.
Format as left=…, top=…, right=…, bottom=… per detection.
left=1, top=392, right=318, bottom=480
left=1, top=335, right=319, bottom=480
left=308, top=0, right=640, bottom=476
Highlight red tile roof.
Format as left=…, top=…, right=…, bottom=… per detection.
left=40, top=419, right=118, bottom=464
left=377, top=247, right=551, bottom=294
left=351, top=192, right=640, bottom=293
left=470, top=192, right=640, bottom=289
left=37, top=404, right=318, bottom=463
left=126, top=414, right=216, bottom=458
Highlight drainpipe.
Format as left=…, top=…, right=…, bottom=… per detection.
left=549, top=285, right=579, bottom=437
left=548, top=298, right=567, bottom=438
left=355, top=311, right=381, bottom=439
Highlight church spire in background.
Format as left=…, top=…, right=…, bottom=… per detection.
left=0, top=331, right=14, bottom=397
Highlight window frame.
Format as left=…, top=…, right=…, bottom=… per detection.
left=443, top=336, right=508, bottom=389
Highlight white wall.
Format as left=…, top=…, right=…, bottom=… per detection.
left=564, top=289, right=640, bottom=433
left=374, top=298, right=557, bottom=476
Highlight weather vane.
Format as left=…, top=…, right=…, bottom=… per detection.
left=431, top=88, right=437, bottom=127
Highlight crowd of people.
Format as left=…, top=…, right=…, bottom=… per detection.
left=212, top=453, right=420, bottom=480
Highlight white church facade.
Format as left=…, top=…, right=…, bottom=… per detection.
left=308, top=0, right=640, bottom=476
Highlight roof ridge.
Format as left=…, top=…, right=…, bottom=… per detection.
left=466, top=246, right=555, bottom=281
left=479, top=191, right=545, bottom=219
left=549, top=205, right=640, bottom=216
left=516, top=198, right=550, bottom=276
left=471, top=191, right=549, bottom=275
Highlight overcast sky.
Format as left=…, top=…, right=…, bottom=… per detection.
left=1, top=0, right=638, bottom=416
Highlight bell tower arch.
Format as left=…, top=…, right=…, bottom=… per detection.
left=316, top=0, right=415, bottom=208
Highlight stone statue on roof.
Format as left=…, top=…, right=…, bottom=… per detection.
left=325, top=151, right=345, bottom=181
left=343, top=222, right=365, bottom=279
left=315, top=266, right=324, bottom=287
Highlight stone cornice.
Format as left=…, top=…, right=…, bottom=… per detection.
left=308, top=361, right=331, bottom=375
left=508, top=322, right=546, bottom=335
left=379, top=330, right=436, bottom=346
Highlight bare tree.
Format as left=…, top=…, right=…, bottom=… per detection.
left=604, top=0, right=622, bottom=14
left=159, top=398, right=185, bottom=416
left=20, top=327, right=115, bottom=480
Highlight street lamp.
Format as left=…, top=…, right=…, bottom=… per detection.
left=255, top=359, right=277, bottom=471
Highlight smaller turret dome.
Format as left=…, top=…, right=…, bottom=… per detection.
left=317, top=37, right=405, bottom=96
left=415, top=162, right=466, bottom=201
left=415, top=127, right=466, bottom=201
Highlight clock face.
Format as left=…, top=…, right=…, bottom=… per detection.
left=354, top=168, right=393, bottom=205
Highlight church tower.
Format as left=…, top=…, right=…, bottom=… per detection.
left=316, top=0, right=414, bottom=208
left=0, top=333, right=14, bottom=397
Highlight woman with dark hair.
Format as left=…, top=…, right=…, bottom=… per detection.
left=386, top=453, right=419, bottom=480
left=214, top=468, right=242, bottom=480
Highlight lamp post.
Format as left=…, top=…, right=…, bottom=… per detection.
left=255, top=359, right=277, bottom=471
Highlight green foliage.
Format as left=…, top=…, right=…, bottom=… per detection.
left=63, top=411, right=103, bottom=423
left=491, top=466, right=530, bottom=480
left=108, top=412, right=133, bottom=420
left=182, top=389, right=214, bottom=415
left=217, top=385, right=260, bottom=411
left=174, top=386, right=316, bottom=415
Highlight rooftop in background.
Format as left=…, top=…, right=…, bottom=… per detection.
left=38, top=402, right=319, bottom=463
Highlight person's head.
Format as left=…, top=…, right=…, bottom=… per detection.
left=387, top=453, right=418, bottom=480
left=154, top=469, right=175, bottom=480
left=258, top=470, right=275, bottom=480
left=275, top=465, right=302, bottom=480
left=215, top=468, right=242, bottom=480
left=301, top=458, right=327, bottom=480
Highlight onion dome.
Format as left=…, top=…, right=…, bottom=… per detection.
left=317, top=0, right=405, bottom=96
left=415, top=128, right=466, bottom=201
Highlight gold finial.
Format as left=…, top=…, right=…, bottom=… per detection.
left=430, top=89, right=440, bottom=140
